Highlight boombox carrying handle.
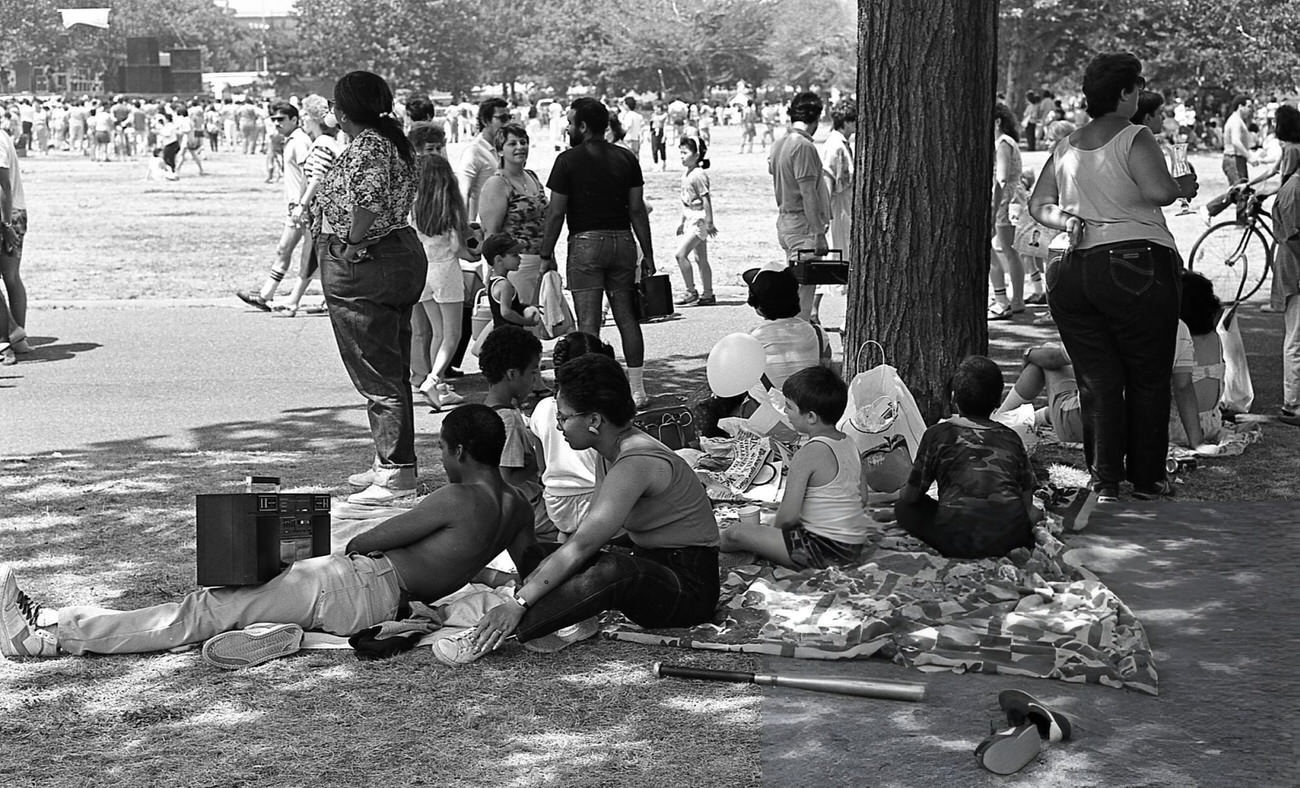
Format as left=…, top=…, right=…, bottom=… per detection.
left=855, top=340, right=887, bottom=371
left=244, top=476, right=282, bottom=493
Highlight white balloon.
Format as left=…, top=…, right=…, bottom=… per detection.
left=707, top=333, right=766, bottom=397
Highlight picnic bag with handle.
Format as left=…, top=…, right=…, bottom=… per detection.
left=837, top=342, right=928, bottom=495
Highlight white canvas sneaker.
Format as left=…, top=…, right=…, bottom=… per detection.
left=0, top=565, right=58, bottom=658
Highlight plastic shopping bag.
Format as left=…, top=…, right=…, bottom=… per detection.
left=1217, top=306, right=1254, bottom=413
left=837, top=342, right=928, bottom=495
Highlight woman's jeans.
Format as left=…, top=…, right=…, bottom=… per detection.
left=515, top=543, right=719, bottom=641
left=318, top=227, right=428, bottom=473
left=58, top=554, right=404, bottom=654
left=1047, top=242, right=1181, bottom=489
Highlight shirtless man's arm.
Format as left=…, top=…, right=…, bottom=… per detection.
left=344, top=485, right=459, bottom=554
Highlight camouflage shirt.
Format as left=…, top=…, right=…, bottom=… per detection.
left=909, top=417, right=1036, bottom=545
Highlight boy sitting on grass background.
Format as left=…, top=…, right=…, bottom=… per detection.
left=479, top=325, right=555, bottom=541
left=720, top=366, right=871, bottom=569
left=895, top=355, right=1040, bottom=559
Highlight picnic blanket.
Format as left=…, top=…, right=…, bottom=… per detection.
left=602, top=519, right=1159, bottom=695
left=328, top=498, right=1158, bottom=694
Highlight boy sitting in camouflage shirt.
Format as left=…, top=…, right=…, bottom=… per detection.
left=894, top=356, right=1040, bottom=558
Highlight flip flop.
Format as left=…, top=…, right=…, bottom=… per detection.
left=975, top=722, right=1041, bottom=775
left=999, top=689, right=1073, bottom=743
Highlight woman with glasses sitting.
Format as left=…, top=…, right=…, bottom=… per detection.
left=435, top=353, right=720, bottom=665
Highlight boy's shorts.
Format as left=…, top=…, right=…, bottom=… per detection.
left=1049, top=387, right=1084, bottom=444
left=783, top=525, right=865, bottom=570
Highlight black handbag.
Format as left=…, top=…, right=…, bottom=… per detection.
left=633, top=406, right=699, bottom=451
left=790, top=249, right=849, bottom=285
left=636, top=273, right=674, bottom=322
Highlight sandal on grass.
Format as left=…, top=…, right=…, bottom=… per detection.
left=975, top=722, right=1041, bottom=775
left=999, top=689, right=1073, bottom=743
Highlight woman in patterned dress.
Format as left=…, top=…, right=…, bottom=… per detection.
left=479, top=122, right=549, bottom=307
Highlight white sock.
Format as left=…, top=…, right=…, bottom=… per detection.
left=628, top=366, right=646, bottom=395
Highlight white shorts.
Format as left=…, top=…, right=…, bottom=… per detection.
left=544, top=490, right=594, bottom=538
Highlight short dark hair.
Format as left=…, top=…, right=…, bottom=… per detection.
left=555, top=354, right=635, bottom=427
left=477, top=97, right=509, bottom=131
left=270, top=101, right=298, bottom=120
left=831, top=99, right=857, bottom=130
left=408, top=120, right=445, bottom=151
left=1275, top=104, right=1300, bottom=144
left=747, top=268, right=801, bottom=319
left=478, top=326, right=542, bottom=384
left=553, top=331, right=615, bottom=368
left=994, top=103, right=1020, bottom=141
left=950, top=355, right=1003, bottom=417
left=406, top=95, right=435, bottom=122
left=1228, top=95, right=1250, bottom=113
left=570, top=97, right=609, bottom=136
left=1131, top=90, right=1165, bottom=125
left=782, top=366, right=848, bottom=424
left=1082, top=53, right=1144, bottom=119
left=623, top=96, right=638, bottom=111
left=1180, top=271, right=1221, bottom=335
left=495, top=121, right=528, bottom=150
left=441, top=403, right=506, bottom=466
left=788, top=91, right=823, bottom=124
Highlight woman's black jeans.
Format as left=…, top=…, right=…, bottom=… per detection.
left=1047, top=241, right=1181, bottom=489
left=515, top=543, right=720, bottom=642
left=317, top=227, right=428, bottom=472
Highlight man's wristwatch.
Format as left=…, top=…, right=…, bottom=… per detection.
left=512, top=591, right=530, bottom=609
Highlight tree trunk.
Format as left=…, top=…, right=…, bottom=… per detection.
left=846, top=0, right=996, bottom=422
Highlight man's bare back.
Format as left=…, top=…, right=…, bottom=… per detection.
left=347, top=478, right=534, bottom=602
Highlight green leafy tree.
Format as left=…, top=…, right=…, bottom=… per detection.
left=765, top=0, right=857, bottom=91
left=294, top=0, right=481, bottom=95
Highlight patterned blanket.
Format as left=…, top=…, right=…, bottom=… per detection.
left=602, top=519, right=1159, bottom=695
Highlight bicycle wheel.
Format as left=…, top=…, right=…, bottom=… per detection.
left=1188, top=221, right=1271, bottom=303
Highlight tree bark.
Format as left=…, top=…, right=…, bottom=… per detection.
left=846, top=0, right=996, bottom=422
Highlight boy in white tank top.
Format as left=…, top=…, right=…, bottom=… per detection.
left=719, top=367, right=871, bottom=569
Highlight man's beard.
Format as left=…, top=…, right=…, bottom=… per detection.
left=568, top=128, right=583, bottom=149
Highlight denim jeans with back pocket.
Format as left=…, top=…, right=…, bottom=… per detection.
left=1046, top=241, right=1181, bottom=489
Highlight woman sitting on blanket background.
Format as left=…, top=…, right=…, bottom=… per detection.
left=435, top=353, right=721, bottom=665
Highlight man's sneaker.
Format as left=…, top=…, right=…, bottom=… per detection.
left=0, top=565, right=58, bottom=658
left=675, top=290, right=699, bottom=306
left=1279, top=405, right=1300, bottom=427
left=521, top=617, right=600, bottom=654
left=201, top=623, right=303, bottom=669
left=696, top=294, right=717, bottom=306
left=347, top=483, right=417, bottom=506
left=432, top=629, right=495, bottom=667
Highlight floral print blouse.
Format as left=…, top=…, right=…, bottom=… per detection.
left=316, top=128, right=416, bottom=241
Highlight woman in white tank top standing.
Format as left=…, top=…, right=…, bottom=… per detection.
left=1028, top=53, right=1199, bottom=502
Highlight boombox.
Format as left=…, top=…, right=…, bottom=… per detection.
left=195, top=477, right=331, bottom=586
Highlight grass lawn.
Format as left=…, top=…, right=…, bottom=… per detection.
left=2, top=125, right=1297, bottom=787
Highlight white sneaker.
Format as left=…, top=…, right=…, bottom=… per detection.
left=347, top=483, right=416, bottom=506
left=633, top=391, right=650, bottom=410
left=436, top=383, right=465, bottom=406
left=0, top=565, right=58, bottom=658
left=521, top=617, right=600, bottom=654
left=201, top=623, right=303, bottom=669
left=432, top=629, right=495, bottom=667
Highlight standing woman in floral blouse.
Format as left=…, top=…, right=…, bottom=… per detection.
left=315, top=71, right=429, bottom=505
left=479, top=122, right=548, bottom=306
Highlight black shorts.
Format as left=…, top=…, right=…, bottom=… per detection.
left=782, top=525, right=864, bottom=570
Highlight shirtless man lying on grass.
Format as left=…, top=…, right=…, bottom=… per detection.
left=0, top=404, right=535, bottom=668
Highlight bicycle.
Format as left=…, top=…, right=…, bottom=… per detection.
left=1187, top=185, right=1273, bottom=303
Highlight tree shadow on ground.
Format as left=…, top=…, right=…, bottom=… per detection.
left=0, top=395, right=767, bottom=786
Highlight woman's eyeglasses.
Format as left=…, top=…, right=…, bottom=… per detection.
left=555, top=409, right=590, bottom=427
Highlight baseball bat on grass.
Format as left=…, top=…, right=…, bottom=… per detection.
left=652, top=662, right=926, bottom=702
